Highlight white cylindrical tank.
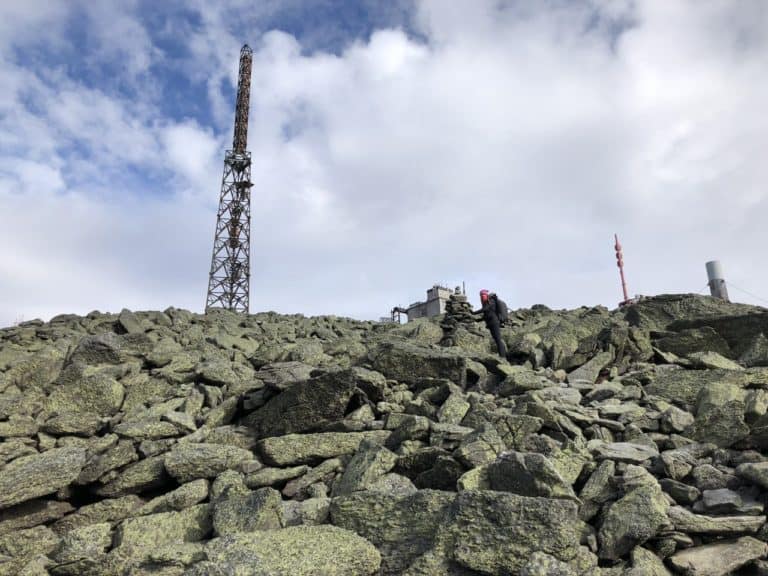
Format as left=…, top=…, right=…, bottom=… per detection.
left=706, top=260, right=730, bottom=302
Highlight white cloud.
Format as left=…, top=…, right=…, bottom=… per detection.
left=2, top=0, right=768, bottom=327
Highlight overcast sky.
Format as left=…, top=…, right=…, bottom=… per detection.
left=1, top=0, right=767, bottom=327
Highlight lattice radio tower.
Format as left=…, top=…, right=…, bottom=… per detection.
left=206, top=44, right=253, bottom=313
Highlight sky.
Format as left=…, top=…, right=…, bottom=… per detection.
left=1, top=0, right=767, bottom=327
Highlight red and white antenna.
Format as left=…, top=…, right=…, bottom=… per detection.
left=614, top=234, right=630, bottom=306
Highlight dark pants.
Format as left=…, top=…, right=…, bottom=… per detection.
left=487, top=319, right=507, bottom=358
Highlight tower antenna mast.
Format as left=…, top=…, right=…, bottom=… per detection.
left=206, top=44, right=254, bottom=313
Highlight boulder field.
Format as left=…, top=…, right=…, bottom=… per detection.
left=2, top=294, right=768, bottom=574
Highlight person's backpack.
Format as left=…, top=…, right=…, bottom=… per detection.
left=492, top=294, right=509, bottom=325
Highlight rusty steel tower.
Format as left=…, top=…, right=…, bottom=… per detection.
left=206, top=44, right=254, bottom=313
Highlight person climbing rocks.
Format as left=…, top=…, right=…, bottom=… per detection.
left=474, top=289, right=508, bottom=358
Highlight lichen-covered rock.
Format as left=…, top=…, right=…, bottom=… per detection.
left=46, top=370, right=125, bottom=417
left=95, top=454, right=169, bottom=497
left=114, top=504, right=212, bottom=553
left=687, top=383, right=749, bottom=448
left=668, top=536, right=768, bottom=576
left=330, top=489, right=455, bottom=574
left=370, top=341, right=467, bottom=387
left=212, top=487, right=283, bottom=536
left=50, top=522, right=112, bottom=575
left=76, top=439, right=138, bottom=484
left=248, top=369, right=359, bottom=437
left=598, top=469, right=670, bottom=560
left=0, top=447, right=86, bottom=510
left=625, top=546, right=672, bottom=576
left=164, top=443, right=254, bottom=483
left=52, top=495, right=145, bottom=534
left=196, top=525, right=381, bottom=576
left=666, top=505, right=765, bottom=535
left=333, top=439, right=398, bottom=497
left=138, top=479, right=209, bottom=515
left=0, top=525, right=60, bottom=558
left=449, top=490, right=581, bottom=575
left=257, top=431, right=390, bottom=466
left=486, top=451, right=579, bottom=502
left=41, top=411, right=104, bottom=436
left=245, top=465, right=309, bottom=488
left=0, top=499, right=74, bottom=537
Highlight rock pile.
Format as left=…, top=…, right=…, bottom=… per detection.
left=440, top=292, right=478, bottom=347
left=2, top=296, right=768, bottom=574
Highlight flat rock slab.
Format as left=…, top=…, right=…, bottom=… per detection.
left=0, top=499, right=74, bottom=537
left=591, top=442, right=659, bottom=463
left=667, top=506, right=765, bottom=535
left=257, top=431, right=390, bottom=466
left=370, top=341, right=467, bottom=387
left=94, top=455, right=169, bottom=498
left=0, top=447, right=86, bottom=510
left=164, top=443, right=254, bottom=483
left=668, top=536, right=768, bottom=576
left=200, top=525, right=381, bottom=576
left=115, top=504, right=212, bottom=552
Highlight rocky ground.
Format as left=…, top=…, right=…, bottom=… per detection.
left=3, top=294, right=768, bottom=575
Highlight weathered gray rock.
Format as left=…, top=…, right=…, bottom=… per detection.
left=253, top=361, right=314, bottom=390
left=114, top=504, right=212, bottom=553
left=370, top=341, right=467, bottom=387
left=591, top=442, right=659, bottom=464
left=667, top=505, right=765, bottom=535
left=164, top=443, right=254, bottom=483
left=213, top=486, right=283, bottom=536
left=668, top=536, right=768, bottom=576
left=95, top=455, right=169, bottom=497
left=257, top=431, right=390, bottom=466
left=199, top=525, right=381, bottom=576
left=0, top=447, right=86, bottom=510
left=245, top=465, right=309, bottom=488
left=47, top=370, right=124, bottom=417
left=138, top=479, right=209, bottom=515
left=736, top=461, right=768, bottom=490
left=625, top=546, right=672, bottom=576
left=687, top=383, right=749, bottom=448
left=437, top=391, right=471, bottom=425
left=598, top=469, right=670, bottom=560
left=579, top=459, right=617, bottom=521
left=0, top=499, right=74, bottom=537
left=454, top=425, right=505, bottom=468
left=248, top=369, right=361, bottom=438
left=52, top=495, right=145, bottom=534
left=50, top=522, right=112, bottom=575
left=486, top=451, right=578, bottom=501
left=0, top=525, right=59, bottom=559
left=332, top=440, right=397, bottom=497
left=645, top=368, right=750, bottom=407
left=449, top=490, right=581, bottom=575
left=330, top=489, right=455, bottom=574
left=77, top=439, right=138, bottom=484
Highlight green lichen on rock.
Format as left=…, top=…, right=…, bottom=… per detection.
left=198, top=525, right=381, bottom=576
left=0, top=447, right=86, bottom=510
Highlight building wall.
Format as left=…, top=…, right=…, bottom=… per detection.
left=406, top=285, right=452, bottom=322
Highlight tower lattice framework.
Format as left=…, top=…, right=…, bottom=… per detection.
left=206, top=44, right=253, bottom=313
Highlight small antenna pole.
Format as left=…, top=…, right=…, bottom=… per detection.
left=614, top=234, right=630, bottom=306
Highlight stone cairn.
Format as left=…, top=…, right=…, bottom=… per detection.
left=440, top=289, right=477, bottom=347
